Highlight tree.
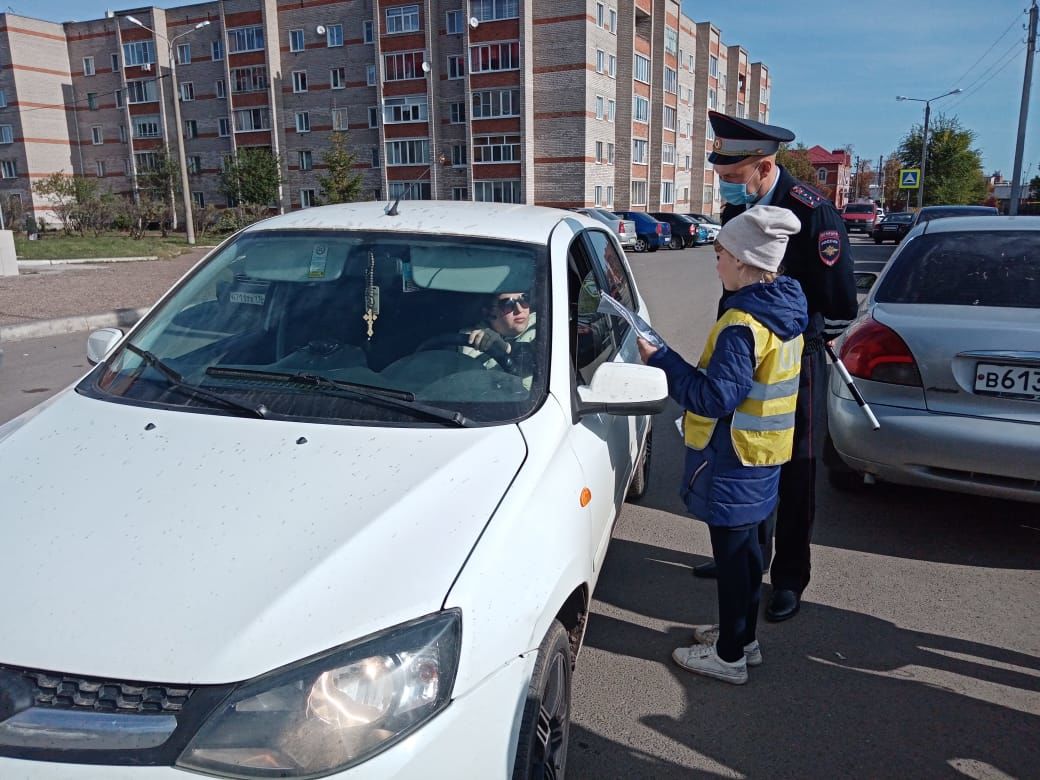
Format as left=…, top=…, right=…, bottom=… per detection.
left=220, top=147, right=282, bottom=207
left=897, top=113, right=986, bottom=206
left=32, top=173, right=78, bottom=233
left=319, top=132, right=364, bottom=204
left=776, top=142, right=814, bottom=183
left=851, top=161, right=874, bottom=202
left=1029, top=173, right=1040, bottom=200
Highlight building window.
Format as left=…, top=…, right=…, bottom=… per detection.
left=363, top=20, right=374, bottom=43
left=384, top=51, right=425, bottom=81
left=215, top=79, right=226, bottom=98
left=0, top=126, right=12, bottom=144
left=633, top=95, right=649, bottom=123
left=817, top=168, right=828, bottom=183
left=596, top=49, right=605, bottom=74
left=609, top=8, right=616, bottom=32
left=474, top=179, right=521, bottom=203
left=0, top=160, right=16, bottom=179
left=192, top=191, right=205, bottom=208
left=292, top=71, right=308, bottom=93
left=87, top=93, right=98, bottom=111
left=607, top=185, right=614, bottom=205
left=295, top=111, right=311, bottom=133
left=737, top=102, right=745, bottom=118
left=184, top=119, right=198, bottom=139
left=299, top=150, right=313, bottom=170
left=664, top=27, right=677, bottom=54
left=119, top=125, right=127, bottom=142
left=446, top=10, right=464, bottom=33
left=470, top=42, right=520, bottom=73
left=187, top=155, right=202, bottom=174
left=632, top=139, right=647, bottom=164
left=593, top=184, right=603, bottom=205
left=212, top=40, right=223, bottom=61
left=704, top=184, right=714, bottom=203
left=473, top=134, right=521, bottom=162
left=595, top=96, right=604, bottom=120
left=607, top=99, right=615, bottom=122
left=448, top=55, right=465, bottom=79
left=327, top=24, right=343, bottom=47
left=634, top=54, right=650, bottom=83
left=126, top=79, right=158, bottom=103
left=366, top=64, right=376, bottom=86
left=708, top=88, right=717, bottom=110
left=331, top=67, right=346, bottom=89
left=451, top=143, right=466, bottom=166
left=388, top=181, right=431, bottom=200
left=662, top=143, right=674, bottom=164
left=607, top=142, right=615, bottom=165
left=368, top=106, right=379, bottom=128
left=452, top=186, right=468, bottom=201
left=110, top=53, right=119, bottom=71
left=232, top=66, right=268, bottom=93
left=386, top=5, right=420, bottom=33
left=95, top=160, right=105, bottom=177
left=709, top=55, right=719, bottom=78
left=332, top=107, right=349, bottom=130
left=661, top=181, right=674, bottom=204
left=663, top=105, right=676, bottom=130
left=233, top=108, right=270, bottom=132
left=706, top=121, right=715, bottom=141
left=595, top=140, right=604, bottom=163
left=631, top=179, right=647, bottom=205
left=300, top=189, right=317, bottom=208
left=596, top=3, right=604, bottom=26
left=177, top=43, right=191, bottom=65
left=664, top=67, right=677, bottom=94
left=450, top=101, right=466, bottom=123
left=133, top=116, right=161, bottom=138
left=180, top=82, right=195, bottom=102
left=386, top=139, right=429, bottom=165
left=289, top=29, right=305, bottom=52
left=608, top=54, right=616, bottom=78
left=383, top=95, right=428, bottom=123
left=472, top=89, right=519, bottom=118
left=134, top=151, right=160, bottom=172
left=472, top=0, right=519, bottom=21
left=83, top=56, right=95, bottom=76
left=371, top=147, right=380, bottom=168
left=122, top=40, right=155, bottom=66
left=228, top=25, right=264, bottom=53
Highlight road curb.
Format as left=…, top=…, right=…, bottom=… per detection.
left=17, top=256, right=159, bottom=267
left=0, top=307, right=149, bottom=343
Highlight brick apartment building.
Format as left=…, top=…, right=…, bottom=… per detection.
left=806, top=144, right=851, bottom=209
left=0, top=1, right=772, bottom=222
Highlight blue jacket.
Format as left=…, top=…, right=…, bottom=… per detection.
left=649, top=276, right=808, bottom=527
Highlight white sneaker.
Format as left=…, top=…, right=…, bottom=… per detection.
left=691, top=625, right=763, bottom=667
left=671, top=643, right=749, bottom=684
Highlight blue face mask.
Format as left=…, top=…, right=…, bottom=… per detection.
left=719, top=166, right=764, bottom=206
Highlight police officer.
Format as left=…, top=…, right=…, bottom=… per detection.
left=694, top=111, right=857, bottom=623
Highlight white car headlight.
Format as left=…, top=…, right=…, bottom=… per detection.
left=176, top=610, right=461, bottom=778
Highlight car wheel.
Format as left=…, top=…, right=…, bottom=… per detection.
left=823, top=433, right=864, bottom=491
left=626, top=427, right=652, bottom=501
left=647, top=244, right=659, bottom=252
left=634, top=237, right=648, bottom=252
left=668, top=236, right=683, bottom=250
left=512, top=620, right=571, bottom=780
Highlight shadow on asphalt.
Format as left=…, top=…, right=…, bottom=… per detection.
left=573, top=536, right=1040, bottom=778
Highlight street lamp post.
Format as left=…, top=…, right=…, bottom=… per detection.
left=896, top=89, right=962, bottom=209
left=126, top=16, right=210, bottom=245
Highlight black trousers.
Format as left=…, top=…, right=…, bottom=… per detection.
left=769, top=347, right=827, bottom=594
left=710, top=522, right=764, bottom=663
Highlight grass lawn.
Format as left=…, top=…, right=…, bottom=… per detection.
left=13, top=233, right=211, bottom=260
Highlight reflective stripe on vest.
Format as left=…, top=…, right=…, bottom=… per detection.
left=683, top=308, right=802, bottom=467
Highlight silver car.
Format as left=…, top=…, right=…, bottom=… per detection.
left=577, top=207, right=637, bottom=250
left=827, top=216, right=1040, bottom=503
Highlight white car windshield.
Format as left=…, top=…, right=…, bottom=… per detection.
left=84, top=230, right=550, bottom=425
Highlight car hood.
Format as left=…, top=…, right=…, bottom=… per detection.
left=0, top=392, right=526, bottom=683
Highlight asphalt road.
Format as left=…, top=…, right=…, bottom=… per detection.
left=1, top=236, right=1037, bottom=778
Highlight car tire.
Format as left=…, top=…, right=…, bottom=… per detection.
left=648, top=244, right=659, bottom=252
left=634, top=237, right=648, bottom=253
left=512, top=620, right=571, bottom=780
left=626, top=426, right=652, bottom=501
left=823, top=433, right=864, bottom=492
left=668, top=236, right=683, bottom=250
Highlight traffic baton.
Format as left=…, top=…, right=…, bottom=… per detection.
left=824, top=341, right=880, bottom=431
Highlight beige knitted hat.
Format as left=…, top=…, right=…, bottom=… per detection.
left=717, top=206, right=802, bottom=272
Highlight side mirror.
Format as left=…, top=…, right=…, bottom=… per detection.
left=577, top=362, right=668, bottom=417
left=854, top=272, right=878, bottom=293
left=86, top=327, right=123, bottom=365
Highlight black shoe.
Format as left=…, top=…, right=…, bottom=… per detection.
left=692, top=561, right=718, bottom=579
left=765, top=589, right=800, bottom=622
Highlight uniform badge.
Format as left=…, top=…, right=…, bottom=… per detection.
left=818, top=230, right=841, bottom=266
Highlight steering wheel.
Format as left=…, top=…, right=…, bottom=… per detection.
left=416, top=333, right=515, bottom=372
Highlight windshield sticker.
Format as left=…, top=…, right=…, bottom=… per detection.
left=400, top=260, right=418, bottom=293
left=308, top=244, right=329, bottom=278
left=229, top=291, right=266, bottom=305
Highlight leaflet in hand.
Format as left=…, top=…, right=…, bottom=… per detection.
left=596, top=293, right=666, bottom=349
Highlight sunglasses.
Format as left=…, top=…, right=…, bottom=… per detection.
left=496, top=294, right=531, bottom=313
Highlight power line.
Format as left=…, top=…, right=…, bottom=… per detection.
left=946, top=44, right=1024, bottom=111
left=950, top=9, right=1027, bottom=89
left=952, top=38, right=1023, bottom=98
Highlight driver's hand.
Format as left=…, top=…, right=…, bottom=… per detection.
left=468, top=328, right=510, bottom=354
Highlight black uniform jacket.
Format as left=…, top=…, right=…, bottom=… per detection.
left=720, top=166, right=858, bottom=346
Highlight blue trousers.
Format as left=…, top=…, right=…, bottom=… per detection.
left=709, top=521, right=764, bottom=663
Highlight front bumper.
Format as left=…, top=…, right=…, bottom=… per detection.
left=828, top=388, right=1040, bottom=503
left=0, top=654, right=535, bottom=780
left=843, top=221, right=873, bottom=233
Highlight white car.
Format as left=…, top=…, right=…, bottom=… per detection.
left=0, top=201, right=665, bottom=778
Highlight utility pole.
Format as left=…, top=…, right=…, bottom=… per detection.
left=1009, top=0, right=1038, bottom=216
left=853, top=156, right=860, bottom=199
left=878, top=154, right=884, bottom=208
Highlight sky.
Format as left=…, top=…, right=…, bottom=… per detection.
left=9, top=0, right=1039, bottom=183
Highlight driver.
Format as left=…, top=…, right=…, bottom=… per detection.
left=461, top=292, right=537, bottom=388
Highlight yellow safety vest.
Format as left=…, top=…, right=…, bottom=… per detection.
left=683, top=309, right=803, bottom=467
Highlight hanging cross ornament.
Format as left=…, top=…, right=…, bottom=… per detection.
left=363, top=250, right=380, bottom=340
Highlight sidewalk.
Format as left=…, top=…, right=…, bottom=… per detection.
left=0, top=249, right=210, bottom=342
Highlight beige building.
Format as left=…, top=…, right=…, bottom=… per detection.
left=0, top=1, right=770, bottom=221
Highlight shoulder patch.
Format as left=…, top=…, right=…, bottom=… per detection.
left=789, top=184, right=824, bottom=208
left=818, top=230, right=841, bottom=266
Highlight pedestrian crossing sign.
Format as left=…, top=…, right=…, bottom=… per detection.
left=899, top=168, right=921, bottom=189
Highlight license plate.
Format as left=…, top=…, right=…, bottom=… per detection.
left=883, top=226, right=898, bottom=231
left=974, top=362, right=1040, bottom=400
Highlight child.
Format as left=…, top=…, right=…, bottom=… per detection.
left=638, top=205, right=807, bottom=685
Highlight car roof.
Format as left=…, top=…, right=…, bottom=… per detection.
left=921, top=215, right=1040, bottom=234
left=242, top=200, right=591, bottom=243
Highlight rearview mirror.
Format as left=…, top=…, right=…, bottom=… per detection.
left=86, top=328, right=123, bottom=365
left=577, top=362, right=668, bottom=417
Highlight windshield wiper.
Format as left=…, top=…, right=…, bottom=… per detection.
left=123, top=344, right=267, bottom=418
left=204, top=367, right=473, bottom=427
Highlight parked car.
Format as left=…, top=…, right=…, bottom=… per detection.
left=576, top=207, right=637, bottom=250
left=649, top=212, right=702, bottom=249
left=682, top=214, right=721, bottom=243
left=0, top=201, right=668, bottom=779
left=871, top=211, right=914, bottom=243
left=826, top=215, right=1040, bottom=503
left=841, top=202, right=881, bottom=233
left=614, top=210, right=670, bottom=252
left=686, top=211, right=721, bottom=226
left=909, top=204, right=999, bottom=229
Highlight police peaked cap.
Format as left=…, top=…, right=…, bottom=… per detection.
left=708, top=110, right=796, bottom=164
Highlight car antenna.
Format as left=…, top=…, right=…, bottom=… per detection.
left=384, top=152, right=450, bottom=216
